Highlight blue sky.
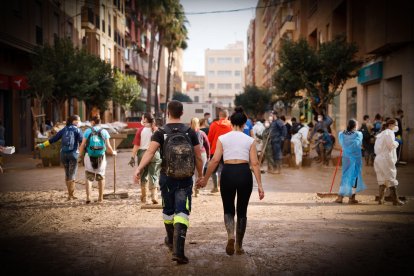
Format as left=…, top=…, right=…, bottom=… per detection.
left=180, top=0, right=258, bottom=75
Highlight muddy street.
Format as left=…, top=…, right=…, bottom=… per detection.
left=0, top=151, right=413, bottom=275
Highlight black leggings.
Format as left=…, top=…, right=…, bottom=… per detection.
left=220, top=163, right=253, bottom=218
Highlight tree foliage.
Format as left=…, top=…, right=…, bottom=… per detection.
left=172, top=92, right=192, bottom=102
left=234, top=85, right=272, bottom=119
left=273, top=35, right=361, bottom=114
left=27, top=38, right=114, bottom=118
left=112, top=70, right=141, bottom=113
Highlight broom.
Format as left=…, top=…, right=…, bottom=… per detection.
left=317, top=149, right=342, bottom=198
left=103, top=139, right=128, bottom=199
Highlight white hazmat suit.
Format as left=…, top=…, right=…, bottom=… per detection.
left=374, top=129, right=399, bottom=187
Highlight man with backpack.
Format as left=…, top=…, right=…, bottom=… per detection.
left=79, top=115, right=117, bottom=203
left=134, top=100, right=203, bottom=265
left=269, top=112, right=287, bottom=174
left=36, top=115, right=83, bottom=200
left=359, top=115, right=375, bottom=166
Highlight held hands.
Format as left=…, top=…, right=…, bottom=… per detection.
left=112, top=150, right=117, bottom=156
left=196, top=177, right=207, bottom=189
left=128, top=156, right=135, bottom=167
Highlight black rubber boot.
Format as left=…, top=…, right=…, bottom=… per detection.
left=235, top=217, right=247, bottom=255
left=224, top=213, right=235, bottom=255
left=378, top=185, right=386, bottom=205
left=390, top=186, right=404, bottom=206
left=172, top=223, right=189, bottom=264
left=164, top=223, right=174, bottom=251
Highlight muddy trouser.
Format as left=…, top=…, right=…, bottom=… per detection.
left=220, top=163, right=253, bottom=219
left=137, top=149, right=161, bottom=189
left=319, top=144, right=333, bottom=165
left=271, top=139, right=283, bottom=166
left=265, top=144, right=275, bottom=169
left=61, top=151, right=78, bottom=181
left=160, top=173, right=193, bottom=227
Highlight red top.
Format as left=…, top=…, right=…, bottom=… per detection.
left=132, top=127, right=144, bottom=146
left=207, top=119, right=232, bottom=155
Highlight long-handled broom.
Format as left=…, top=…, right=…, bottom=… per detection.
left=103, top=140, right=128, bottom=199
left=317, top=149, right=342, bottom=198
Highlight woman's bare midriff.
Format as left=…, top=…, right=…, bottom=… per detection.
left=224, top=159, right=249, bottom=164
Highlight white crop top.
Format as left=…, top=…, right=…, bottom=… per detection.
left=218, top=131, right=254, bottom=161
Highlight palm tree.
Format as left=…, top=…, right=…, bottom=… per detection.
left=163, top=2, right=188, bottom=119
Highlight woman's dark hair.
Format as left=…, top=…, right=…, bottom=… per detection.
left=346, top=119, right=357, bottom=131
left=90, top=115, right=101, bottom=125
left=363, top=115, right=369, bottom=121
left=230, top=106, right=248, bottom=127
left=374, top=113, right=382, bottom=120
left=66, top=115, right=80, bottom=126
left=382, top=119, right=397, bottom=131
left=142, top=112, right=154, bottom=124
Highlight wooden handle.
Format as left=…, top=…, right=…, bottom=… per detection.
left=113, top=139, right=116, bottom=193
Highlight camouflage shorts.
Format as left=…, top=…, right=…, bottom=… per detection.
left=85, top=171, right=105, bottom=182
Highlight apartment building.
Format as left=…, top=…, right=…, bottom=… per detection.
left=248, top=0, right=414, bottom=160
left=183, top=72, right=205, bottom=103
left=205, top=41, right=245, bottom=108
left=246, top=19, right=256, bottom=86
left=0, top=0, right=83, bottom=152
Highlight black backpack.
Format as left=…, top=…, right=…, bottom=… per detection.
left=161, top=124, right=195, bottom=179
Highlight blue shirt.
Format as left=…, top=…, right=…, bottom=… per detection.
left=243, top=119, right=253, bottom=136
left=49, top=125, right=83, bottom=152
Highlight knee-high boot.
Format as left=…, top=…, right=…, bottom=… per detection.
left=164, top=223, right=174, bottom=251
left=172, top=223, right=189, bottom=264
left=140, top=182, right=148, bottom=204
left=235, top=217, right=247, bottom=255
left=224, top=214, right=235, bottom=255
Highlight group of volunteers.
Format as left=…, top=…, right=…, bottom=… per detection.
left=37, top=100, right=406, bottom=265
left=38, top=101, right=264, bottom=265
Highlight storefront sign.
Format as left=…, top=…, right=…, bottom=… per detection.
left=10, top=75, right=29, bottom=90
left=358, top=62, right=383, bottom=84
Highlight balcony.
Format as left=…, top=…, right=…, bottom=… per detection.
left=279, top=15, right=295, bottom=37
left=81, top=7, right=95, bottom=30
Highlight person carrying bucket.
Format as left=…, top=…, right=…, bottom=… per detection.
left=334, top=119, right=366, bottom=204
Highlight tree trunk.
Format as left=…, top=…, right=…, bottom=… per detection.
left=146, top=26, right=156, bottom=113
left=164, top=51, right=174, bottom=122
left=154, top=33, right=163, bottom=117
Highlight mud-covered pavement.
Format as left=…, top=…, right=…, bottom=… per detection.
left=0, top=151, right=414, bottom=275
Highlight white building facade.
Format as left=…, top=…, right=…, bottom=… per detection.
left=204, top=41, right=245, bottom=108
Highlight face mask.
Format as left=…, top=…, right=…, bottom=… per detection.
left=264, top=122, right=270, bottom=128
left=208, top=118, right=212, bottom=124
left=75, top=121, right=81, bottom=127
left=393, top=126, right=399, bottom=132
left=318, top=117, right=323, bottom=122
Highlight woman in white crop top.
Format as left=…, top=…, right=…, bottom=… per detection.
left=197, top=106, right=264, bottom=256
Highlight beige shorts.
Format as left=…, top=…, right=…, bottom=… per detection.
left=85, top=171, right=105, bottom=182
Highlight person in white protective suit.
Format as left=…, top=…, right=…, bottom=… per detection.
left=374, top=119, right=404, bottom=205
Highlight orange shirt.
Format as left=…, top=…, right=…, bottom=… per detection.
left=207, top=119, right=232, bottom=155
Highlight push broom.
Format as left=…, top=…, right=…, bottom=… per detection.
left=317, top=149, right=342, bottom=198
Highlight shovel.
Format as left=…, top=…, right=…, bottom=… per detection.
left=103, top=139, right=128, bottom=199
left=317, top=149, right=342, bottom=198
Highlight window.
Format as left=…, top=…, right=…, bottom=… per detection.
left=208, top=83, right=215, bottom=89
left=217, top=83, right=232, bottom=89
left=35, top=1, right=43, bottom=45
left=208, top=57, right=215, bottom=64
left=217, top=57, right=232, bottom=64
left=208, top=71, right=215, bottom=76
left=218, top=71, right=232, bottom=77
left=53, top=13, right=59, bottom=37
left=234, top=57, right=241, bottom=64
left=235, top=83, right=241, bottom=89
left=107, top=47, right=111, bottom=62
left=194, top=96, right=199, bottom=102
left=102, top=44, right=106, bottom=60
left=66, top=22, right=73, bottom=39
left=234, top=70, right=241, bottom=76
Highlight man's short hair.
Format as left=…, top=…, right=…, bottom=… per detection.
left=204, top=112, right=210, bottom=117
left=219, top=109, right=229, bottom=119
left=167, top=100, right=183, bottom=119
